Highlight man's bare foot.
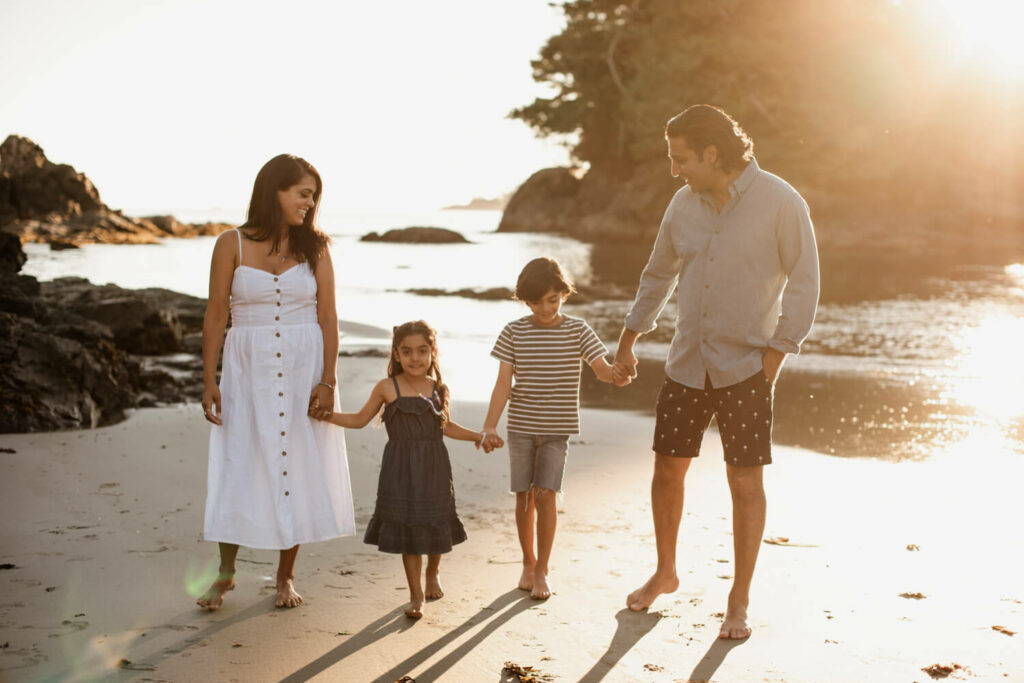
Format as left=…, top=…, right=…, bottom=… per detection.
left=196, top=573, right=235, bottom=611
left=404, top=597, right=424, bottom=620
left=518, top=563, right=535, bottom=591
left=626, top=572, right=679, bottom=612
left=275, top=578, right=303, bottom=608
left=530, top=570, right=551, bottom=600
left=425, top=573, right=444, bottom=600
left=718, top=606, right=751, bottom=639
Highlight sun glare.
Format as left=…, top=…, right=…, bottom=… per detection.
left=930, top=0, right=1024, bottom=83
left=947, top=313, right=1024, bottom=422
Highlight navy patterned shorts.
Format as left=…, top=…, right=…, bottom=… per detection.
left=652, top=372, right=773, bottom=466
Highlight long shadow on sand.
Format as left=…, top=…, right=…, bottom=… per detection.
left=686, top=636, right=747, bottom=683
left=576, top=608, right=662, bottom=682
left=281, top=589, right=534, bottom=682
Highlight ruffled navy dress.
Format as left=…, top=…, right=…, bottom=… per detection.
left=363, top=377, right=467, bottom=555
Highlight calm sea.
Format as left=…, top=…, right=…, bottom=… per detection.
left=20, top=209, right=1024, bottom=461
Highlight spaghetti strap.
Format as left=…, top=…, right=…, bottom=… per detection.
left=391, top=376, right=401, bottom=397
left=235, top=228, right=243, bottom=267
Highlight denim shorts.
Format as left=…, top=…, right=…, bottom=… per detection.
left=507, top=431, right=569, bottom=493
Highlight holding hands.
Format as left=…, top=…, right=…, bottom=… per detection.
left=480, top=430, right=504, bottom=453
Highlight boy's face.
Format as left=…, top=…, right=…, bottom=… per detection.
left=527, top=288, right=567, bottom=326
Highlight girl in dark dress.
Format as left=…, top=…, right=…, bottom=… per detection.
left=313, top=320, right=502, bottom=618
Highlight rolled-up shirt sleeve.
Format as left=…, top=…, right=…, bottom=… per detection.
left=624, top=199, right=682, bottom=334
left=768, top=193, right=819, bottom=354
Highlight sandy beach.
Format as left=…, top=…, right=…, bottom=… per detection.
left=1, top=356, right=1022, bottom=683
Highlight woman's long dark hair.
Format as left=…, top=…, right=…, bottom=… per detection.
left=387, top=320, right=450, bottom=428
left=239, top=154, right=329, bottom=270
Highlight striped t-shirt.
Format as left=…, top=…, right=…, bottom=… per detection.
left=490, top=315, right=608, bottom=435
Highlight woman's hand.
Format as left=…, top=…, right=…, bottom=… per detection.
left=202, top=385, right=223, bottom=425
left=308, top=383, right=334, bottom=420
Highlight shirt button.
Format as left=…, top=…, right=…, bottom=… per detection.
left=278, top=391, right=284, bottom=397
left=281, top=431, right=286, bottom=436
left=283, top=471, right=288, bottom=476
left=285, top=491, right=289, bottom=496
left=275, top=332, right=280, bottom=337
left=276, top=352, right=281, bottom=357
left=273, top=277, right=279, bottom=282
left=276, top=302, right=281, bottom=307
left=282, top=450, right=287, bottom=456
left=279, top=411, right=284, bottom=417
left=276, top=289, right=281, bottom=293
left=277, top=372, right=283, bottom=377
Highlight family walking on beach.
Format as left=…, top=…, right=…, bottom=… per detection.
left=197, top=104, right=819, bottom=641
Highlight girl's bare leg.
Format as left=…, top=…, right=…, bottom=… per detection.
left=515, top=490, right=536, bottom=590
left=197, top=542, right=238, bottom=610
left=402, top=554, right=424, bottom=619
left=275, top=544, right=303, bottom=608
left=425, top=554, right=444, bottom=599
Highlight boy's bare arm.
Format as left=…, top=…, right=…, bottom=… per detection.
left=482, top=362, right=513, bottom=434
left=590, top=356, right=615, bottom=383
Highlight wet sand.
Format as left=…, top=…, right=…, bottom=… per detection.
left=1, top=357, right=1022, bottom=682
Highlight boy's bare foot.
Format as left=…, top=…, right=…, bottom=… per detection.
left=530, top=571, right=551, bottom=600
left=196, top=573, right=235, bottom=611
left=718, top=605, right=751, bottom=639
left=626, top=572, right=679, bottom=612
left=425, top=573, right=444, bottom=600
left=275, top=578, right=303, bottom=608
left=404, top=598, right=424, bottom=619
left=518, top=563, right=535, bottom=591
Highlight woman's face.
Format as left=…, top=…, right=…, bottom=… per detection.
left=277, top=173, right=317, bottom=228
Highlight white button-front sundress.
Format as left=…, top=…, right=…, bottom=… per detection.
left=204, top=230, right=355, bottom=549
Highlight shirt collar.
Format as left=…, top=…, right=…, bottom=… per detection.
left=730, top=157, right=759, bottom=197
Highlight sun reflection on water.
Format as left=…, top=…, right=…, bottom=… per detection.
left=945, top=313, right=1024, bottom=423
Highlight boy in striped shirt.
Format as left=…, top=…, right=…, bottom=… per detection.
left=482, top=257, right=617, bottom=599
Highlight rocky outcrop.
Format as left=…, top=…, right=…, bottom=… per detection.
left=360, top=226, right=470, bottom=244
left=0, top=135, right=232, bottom=245
left=0, top=234, right=208, bottom=432
left=497, top=162, right=678, bottom=244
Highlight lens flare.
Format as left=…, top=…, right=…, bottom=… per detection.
left=184, top=555, right=221, bottom=598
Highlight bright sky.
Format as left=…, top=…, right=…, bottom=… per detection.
left=0, top=0, right=571, bottom=213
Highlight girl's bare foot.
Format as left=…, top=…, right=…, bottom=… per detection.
left=196, top=573, right=235, bottom=611
left=425, top=573, right=444, bottom=600
left=275, top=578, right=303, bottom=608
left=530, top=570, right=551, bottom=600
left=626, top=571, right=679, bottom=612
left=718, top=605, right=752, bottom=639
left=518, top=563, right=535, bottom=591
left=404, top=597, right=424, bottom=619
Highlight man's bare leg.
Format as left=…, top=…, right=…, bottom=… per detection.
left=720, top=464, right=766, bottom=638
left=531, top=487, right=557, bottom=599
left=627, top=454, right=689, bottom=611
left=425, top=554, right=444, bottom=599
left=275, top=544, right=303, bottom=608
left=402, top=554, right=424, bottom=618
left=197, top=542, right=238, bottom=610
left=515, top=490, right=537, bottom=591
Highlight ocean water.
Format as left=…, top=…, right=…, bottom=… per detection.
left=19, top=210, right=1024, bottom=461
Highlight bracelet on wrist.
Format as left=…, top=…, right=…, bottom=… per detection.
left=317, top=381, right=335, bottom=390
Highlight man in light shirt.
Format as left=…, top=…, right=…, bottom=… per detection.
left=613, top=104, right=819, bottom=639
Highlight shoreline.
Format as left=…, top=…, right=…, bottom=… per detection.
left=0, top=356, right=1021, bottom=682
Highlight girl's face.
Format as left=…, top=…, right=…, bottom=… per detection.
left=527, top=288, right=567, bottom=327
left=395, top=333, right=434, bottom=377
left=277, top=173, right=317, bottom=228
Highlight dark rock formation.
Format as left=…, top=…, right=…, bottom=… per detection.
left=0, top=234, right=209, bottom=432
left=0, top=135, right=233, bottom=245
left=360, top=226, right=470, bottom=244
left=497, top=162, right=677, bottom=244
left=405, top=282, right=633, bottom=303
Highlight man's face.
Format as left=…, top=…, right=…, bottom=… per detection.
left=667, top=136, right=716, bottom=193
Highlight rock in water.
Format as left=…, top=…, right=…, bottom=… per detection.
left=359, top=226, right=470, bottom=243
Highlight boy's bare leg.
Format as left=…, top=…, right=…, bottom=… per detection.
left=531, top=487, right=557, bottom=599
left=425, top=554, right=444, bottom=599
left=402, top=554, right=424, bottom=619
left=515, top=490, right=537, bottom=590
left=197, top=542, right=238, bottom=610
left=627, top=454, right=689, bottom=611
left=275, top=544, right=303, bottom=608
left=720, top=464, right=765, bottom=638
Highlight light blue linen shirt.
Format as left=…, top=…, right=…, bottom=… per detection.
left=624, top=157, right=819, bottom=389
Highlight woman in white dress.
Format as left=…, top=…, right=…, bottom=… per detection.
left=198, top=154, right=355, bottom=610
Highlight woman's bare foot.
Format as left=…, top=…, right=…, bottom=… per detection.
left=718, top=605, right=751, bottom=639
left=196, top=573, right=235, bottom=611
left=518, top=563, right=535, bottom=591
left=425, top=572, right=444, bottom=600
left=404, top=597, right=424, bottom=619
left=530, top=570, right=551, bottom=600
left=626, top=571, right=679, bottom=612
left=275, top=578, right=303, bottom=608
